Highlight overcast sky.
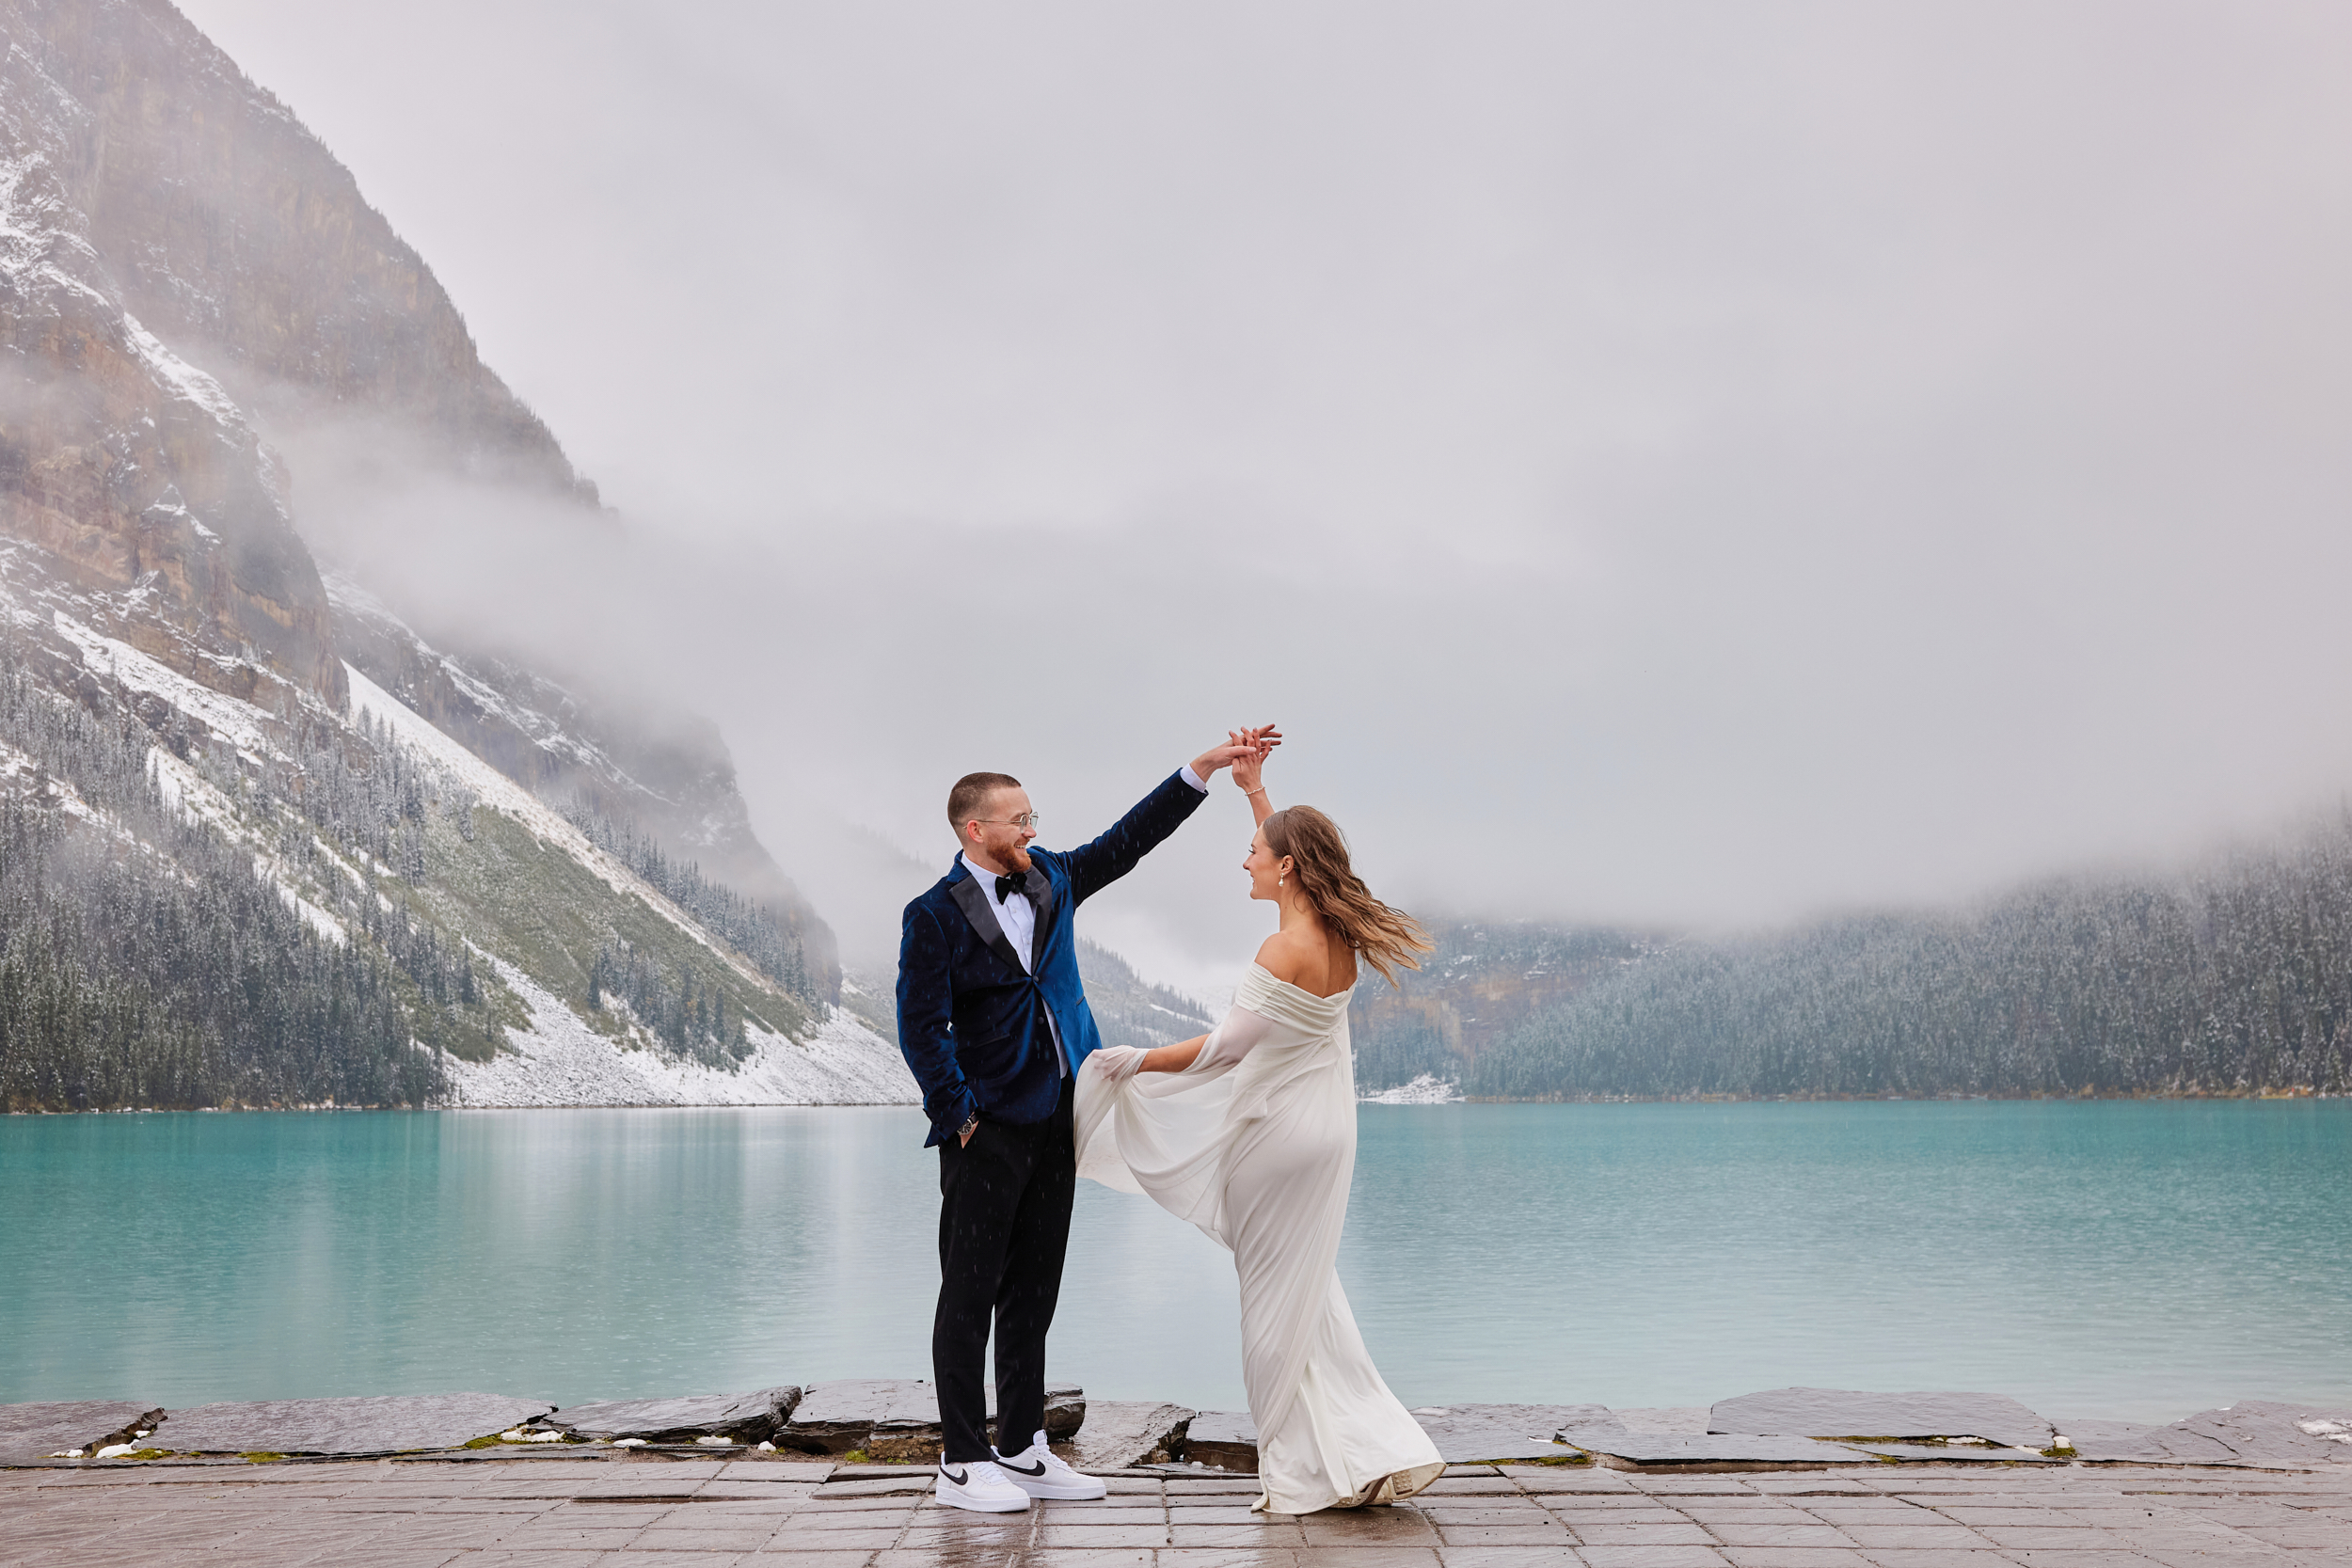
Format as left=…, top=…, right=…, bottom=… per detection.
left=179, top=1, right=2352, bottom=984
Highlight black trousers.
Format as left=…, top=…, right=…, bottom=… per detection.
left=933, top=1075, right=1075, bottom=1464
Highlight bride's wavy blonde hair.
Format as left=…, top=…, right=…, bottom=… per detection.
left=1263, top=805, right=1433, bottom=987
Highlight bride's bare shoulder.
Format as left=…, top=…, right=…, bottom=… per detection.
left=1253, top=931, right=1312, bottom=987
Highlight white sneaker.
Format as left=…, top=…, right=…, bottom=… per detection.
left=933, top=1458, right=1032, bottom=1513
left=992, top=1429, right=1107, bottom=1500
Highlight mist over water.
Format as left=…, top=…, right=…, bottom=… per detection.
left=172, top=1, right=2352, bottom=982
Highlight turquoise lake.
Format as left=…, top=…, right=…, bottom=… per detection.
left=4, top=1101, right=2346, bottom=1423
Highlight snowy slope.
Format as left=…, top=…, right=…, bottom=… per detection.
left=447, top=958, right=914, bottom=1109
left=346, top=664, right=913, bottom=1107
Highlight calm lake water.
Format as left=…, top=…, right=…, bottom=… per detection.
left=4, top=1101, right=2346, bottom=1423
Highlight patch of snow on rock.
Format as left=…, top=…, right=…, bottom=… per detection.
left=51, top=610, right=278, bottom=759
left=122, top=313, right=246, bottom=427
left=1359, top=1073, right=1463, bottom=1106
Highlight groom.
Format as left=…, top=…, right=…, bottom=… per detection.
left=898, top=732, right=1272, bottom=1513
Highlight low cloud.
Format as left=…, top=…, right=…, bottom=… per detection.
left=184, top=0, right=2352, bottom=983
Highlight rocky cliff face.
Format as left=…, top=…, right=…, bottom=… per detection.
left=0, top=0, right=838, bottom=1001
left=25, top=0, right=594, bottom=501
left=1, top=0, right=340, bottom=705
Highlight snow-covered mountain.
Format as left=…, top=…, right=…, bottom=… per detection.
left=0, top=0, right=908, bottom=1109
left=0, top=582, right=915, bottom=1108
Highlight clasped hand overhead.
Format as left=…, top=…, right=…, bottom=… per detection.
left=1190, top=723, right=1280, bottom=785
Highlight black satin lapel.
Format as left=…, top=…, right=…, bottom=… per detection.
left=949, top=872, right=1027, bottom=974
left=1025, top=863, right=1057, bottom=970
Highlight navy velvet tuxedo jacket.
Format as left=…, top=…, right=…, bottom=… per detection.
left=897, top=770, right=1207, bottom=1147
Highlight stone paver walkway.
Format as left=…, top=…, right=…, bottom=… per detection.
left=3, top=1456, right=2347, bottom=1566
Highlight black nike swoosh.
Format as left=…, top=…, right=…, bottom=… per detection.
left=998, top=1456, right=1046, bottom=1477
left=940, top=1465, right=968, bottom=1485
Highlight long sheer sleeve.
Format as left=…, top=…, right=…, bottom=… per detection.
left=1184, top=1002, right=1276, bottom=1073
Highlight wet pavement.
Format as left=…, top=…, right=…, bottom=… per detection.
left=4, top=1455, right=2349, bottom=1566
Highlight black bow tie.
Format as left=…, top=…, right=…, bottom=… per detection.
left=993, top=870, right=1028, bottom=905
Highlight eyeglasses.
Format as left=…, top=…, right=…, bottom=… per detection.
left=972, top=813, right=1042, bottom=832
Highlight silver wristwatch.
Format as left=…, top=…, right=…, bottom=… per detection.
left=958, top=1113, right=979, bottom=1140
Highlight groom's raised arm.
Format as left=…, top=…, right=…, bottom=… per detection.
left=1061, top=770, right=1211, bottom=905
left=897, top=902, right=974, bottom=1143
left=1061, top=731, right=1277, bottom=904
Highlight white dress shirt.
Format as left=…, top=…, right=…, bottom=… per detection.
left=961, top=765, right=1210, bottom=1077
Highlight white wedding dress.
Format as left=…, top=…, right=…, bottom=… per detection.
left=1075, top=962, right=1444, bottom=1514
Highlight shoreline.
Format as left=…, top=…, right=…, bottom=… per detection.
left=9, top=1089, right=2348, bottom=1116
left=9, top=1385, right=2346, bottom=1474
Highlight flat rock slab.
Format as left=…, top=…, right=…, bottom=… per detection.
left=1609, top=1406, right=1714, bottom=1434
left=780, top=1379, right=1084, bottom=1457
left=1017, top=1386, right=1088, bottom=1449
left=152, top=1394, right=553, bottom=1455
left=1411, top=1403, right=1611, bottom=1463
left=1063, top=1401, right=1194, bottom=1469
left=1709, top=1386, right=2053, bottom=1449
left=2174, top=1401, right=2352, bottom=1467
left=2056, top=1417, right=2239, bottom=1465
left=1846, top=1442, right=2057, bottom=1462
left=1183, top=1410, right=1260, bottom=1472
left=1177, top=1402, right=1613, bottom=1470
left=0, top=1402, right=163, bottom=1464
left=787, top=1378, right=942, bottom=1443
left=548, top=1386, right=801, bottom=1443
left=1562, top=1424, right=1879, bottom=1469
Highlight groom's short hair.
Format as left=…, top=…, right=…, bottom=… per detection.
left=947, top=771, right=1022, bottom=832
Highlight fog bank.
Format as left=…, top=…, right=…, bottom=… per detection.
left=182, top=1, right=2352, bottom=979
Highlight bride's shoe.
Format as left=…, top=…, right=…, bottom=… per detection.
left=1323, top=1470, right=1403, bottom=1510
left=991, top=1429, right=1108, bottom=1500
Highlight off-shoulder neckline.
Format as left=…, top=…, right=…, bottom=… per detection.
left=1247, top=960, right=1353, bottom=1003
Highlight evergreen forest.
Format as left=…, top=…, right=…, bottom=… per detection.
left=566, top=806, right=820, bottom=1005
left=1466, top=821, right=2352, bottom=1100
left=0, top=661, right=448, bottom=1111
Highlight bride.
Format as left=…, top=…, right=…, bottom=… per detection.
left=1075, top=745, right=1443, bottom=1514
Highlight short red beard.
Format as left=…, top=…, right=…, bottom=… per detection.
left=977, top=832, right=1031, bottom=874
